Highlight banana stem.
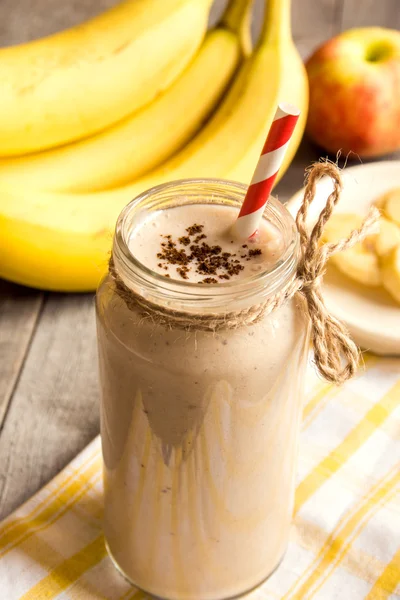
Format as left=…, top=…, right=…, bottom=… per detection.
left=261, top=0, right=292, bottom=45
left=223, top=0, right=252, bottom=32
left=222, top=0, right=254, bottom=56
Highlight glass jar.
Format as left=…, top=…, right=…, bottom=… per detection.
left=96, top=179, right=310, bottom=600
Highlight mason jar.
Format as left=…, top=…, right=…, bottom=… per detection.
left=96, top=179, right=310, bottom=600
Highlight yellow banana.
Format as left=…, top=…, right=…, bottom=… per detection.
left=0, top=0, right=212, bottom=156
left=0, top=0, right=308, bottom=291
left=222, top=0, right=254, bottom=56
left=225, top=0, right=308, bottom=185
left=321, top=212, right=382, bottom=286
left=374, top=217, right=400, bottom=257
left=381, top=188, right=400, bottom=225
left=322, top=209, right=400, bottom=292
left=381, top=246, right=400, bottom=304
left=0, top=30, right=240, bottom=192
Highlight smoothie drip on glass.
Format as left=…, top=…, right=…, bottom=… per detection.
left=96, top=181, right=310, bottom=600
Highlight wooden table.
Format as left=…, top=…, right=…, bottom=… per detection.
left=0, top=0, right=399, bottom=521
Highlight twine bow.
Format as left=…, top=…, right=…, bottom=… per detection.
left=294, top=162, right=379, bottom=384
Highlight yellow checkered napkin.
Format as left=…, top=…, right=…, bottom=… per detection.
left=0, top=355, right=399, bottom=600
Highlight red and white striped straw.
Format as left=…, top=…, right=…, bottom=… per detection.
left=234, top=103, right=300, bottom=239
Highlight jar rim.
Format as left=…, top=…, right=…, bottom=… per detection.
left=112, top=178, right=299, bottom=313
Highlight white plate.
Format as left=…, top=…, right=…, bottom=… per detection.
left=286, top=160, right=400, bottom=356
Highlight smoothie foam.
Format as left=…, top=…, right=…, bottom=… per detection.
left=128, top=203, right=285, bottom=283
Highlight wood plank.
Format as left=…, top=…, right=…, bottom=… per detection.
left=209, top=0, right=230, bottom=28
left=291, top=0, right=340, bottom=58
left=2, top=0, right=399, bottom=51
left=0, top=0, right=118, bottom=46
left=0, top=281, right=43, bottom=428
left=341, top=0, right=400, bottom=30
left=0, top=293, right=100, bottom=519
left=243, top=0, right=340, bottom=58
left=0, top=0, right=230, bottom=47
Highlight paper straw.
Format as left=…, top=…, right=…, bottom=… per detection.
left=234, top=103, right=300, bottom=239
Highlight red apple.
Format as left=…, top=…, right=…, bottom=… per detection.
left=305, top=27, right=400, bottom=158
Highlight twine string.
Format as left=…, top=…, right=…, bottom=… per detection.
left=295, top=162, right=380, bottom=384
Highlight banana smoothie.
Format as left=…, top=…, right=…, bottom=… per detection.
left=96, top=180, right=310, bottom=600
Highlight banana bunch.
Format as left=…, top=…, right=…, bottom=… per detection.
left=0, top=29, right=240, bottom=192
left=0, top=0, right=213, bottom=155
left=0, top=0, right=308, bottom=291
left=322, top=188, right=400, bottom=305
left=379, top=189, right=400, bottom=304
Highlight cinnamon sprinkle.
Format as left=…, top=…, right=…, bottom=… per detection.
left=156, top=222, right=263, bottom=283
